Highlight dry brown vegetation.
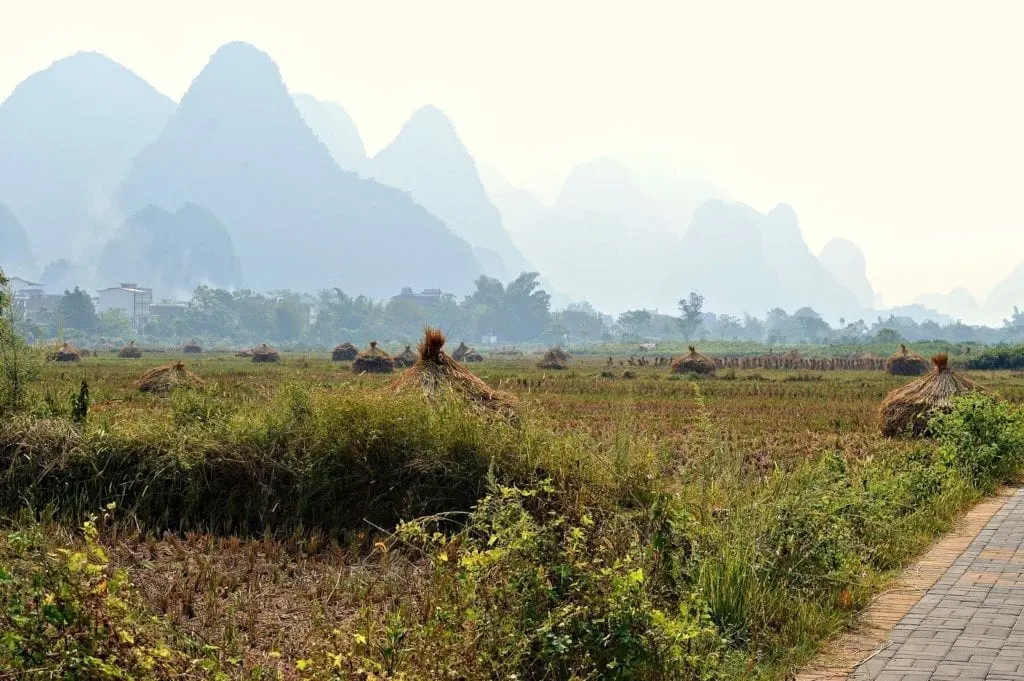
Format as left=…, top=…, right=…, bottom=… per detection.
left=137, top=361, right=205, bottom=394
left=885, top=343, right=929, bottom=376
left=352, top=341, right=394, bottom=373
left=880, top=353, right=988, bottom=436
left=251, top=343, right=280, bottom=363
left=330, top=342, right=358, bottom=361
left=671, top=345, right=716, bottom=375
left=390, top=328, right=517, bottom=419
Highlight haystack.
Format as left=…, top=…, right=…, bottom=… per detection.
left=118, top=341, right=142, bottom=358
left=452, top=342, right=471, bottom=362
left=547, top=347, right=571, bottom=363
left=183, top=340, right=202, bottom=354
left=464, top=348, right=484, bottom=362
left=391, top=328, right=518, bottom=418
left=53, top=342, right=81, bottom=362
left=352, top=341, right=394, bottom=374
left=537, top=348, right=569, bottom=370
left=394, top=345, right=416, bottom=368
left=670, top=346, right=716, bottom=375
left=331, top=342, right=358, bottom=361
left=137, top=361, right=204, bottom=395
left=251, top=343, right=281, bottom=363
left=885, top=344, right=929, bottom=376
left=880, top=353, right=986, bottom=437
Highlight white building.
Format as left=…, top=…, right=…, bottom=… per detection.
left=97, top=283, right=153, bottom=331
left=7, top=277, right=42, bottom=296
left=6, top=277, right=43, bottom=319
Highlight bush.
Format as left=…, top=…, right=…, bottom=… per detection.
left=355, top=484, right=725, bottom=680
left=0, top=281, right=42, bottom=414
left=931, top=393, right=1024, bottom=490
left=965, top=344, right=1024, bottom=370
left=0, top=508, right=209, bottom=678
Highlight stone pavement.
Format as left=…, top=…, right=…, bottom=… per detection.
left=851, top=486, right=1024, bottom=680
left=797, top=487, right=1021, bottom=681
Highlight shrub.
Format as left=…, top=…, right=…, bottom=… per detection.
left=0, top=279, right=42, bottom=414
left=0, top=508, right=208, bottom=678
left=965, top=344, right=1024, bottom=370
left=366, top=484, right=725, bottom=680
left=930, top=393, right=1024, bottom=490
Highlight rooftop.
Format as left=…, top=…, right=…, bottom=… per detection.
left=98, top=283, right=153, bottom=293
left=7, top=277, right=43, bottom=288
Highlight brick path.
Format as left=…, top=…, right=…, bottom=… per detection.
left=852, top=486, right=1024, bottom=680
left=797, top=487, right=1021, bottom=681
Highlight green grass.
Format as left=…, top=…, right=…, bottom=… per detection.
left=3, top=353, right=1024, bottom=679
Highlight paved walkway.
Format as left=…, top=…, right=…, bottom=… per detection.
left=797, top=487, right=1022, bottom=681
left=852, top=487, right=1024, bottom=680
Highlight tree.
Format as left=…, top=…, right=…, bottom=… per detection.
left=765, top=308, right=791, bottom=343
left=464, top=273, right=551, bottom=342
left=617, top=309, right=653, bottom=339
left=271, top=291, right=311, bottom=342
left=556, top=302, right=606, bottom=343
left=875, top=328, right=904, bottom=344
left=712, top=314, right=743, bottom=340
left=0, top=267, right=42, bottom=412
left=838, top=319, right=868, bottom=342
left=504, top=273, right=551, bottom=342
left=98, top=309, right=134, bottom=339
left=1003, top=306, right=1024, bottom=338
left=677, top=291, right=704, bottom=339
left=57, top=287, right=98, bottom=333
left=742, top=313, right=765, bottom=342
left=791, top=307, right=831, bottom=343
left=383, top=299, right=426, bottom=340
left=184, top=286, right=241, bottom=341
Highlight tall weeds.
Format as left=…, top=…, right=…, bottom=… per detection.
left=0, top=385, right=662, bottom=537
left=3, top=374, right=1023, bottom=679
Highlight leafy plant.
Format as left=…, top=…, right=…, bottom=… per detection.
left=0, top=506, right=209, bottom=678
left=69, top=379, right=89, bottom=425
left=0, top=271, right=42, bottom=414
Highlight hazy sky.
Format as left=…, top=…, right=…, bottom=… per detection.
left=3, top=1, right=1023, bottom=309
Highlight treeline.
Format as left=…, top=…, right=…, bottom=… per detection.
left=11, top=270, right=1024, bottom=348
left=965, top=345, right=1024, bottom=370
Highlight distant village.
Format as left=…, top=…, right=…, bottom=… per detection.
left=7, top=277, right=484, bottom=338
left=9, top=277, right=156, bottom=330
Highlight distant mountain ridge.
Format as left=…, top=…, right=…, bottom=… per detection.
left=0, top=201, right=36, bottom=278
left=483, top=159, right=867, bottom=319
left=499, top=158, right=679, bottom=312
left=368, top=105, right=533, bottom=281
left=666, top=200, right=863, bottom=321
left=0, top=51, right=175, bottom=265
left=819, top=237, right=876, bottom=309
left=5, top=44, right=1015, bottom=323
left=97, top=203, right=242, bottom=299
left=294, top=93, right=367, bottom=172
left=118, top=42, right=482, bottom=297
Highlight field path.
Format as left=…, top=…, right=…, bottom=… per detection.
left=797, top=486, right=1024, bottom=681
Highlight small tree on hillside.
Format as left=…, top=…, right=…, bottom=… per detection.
left=677, top=290, right=704, bottom=339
